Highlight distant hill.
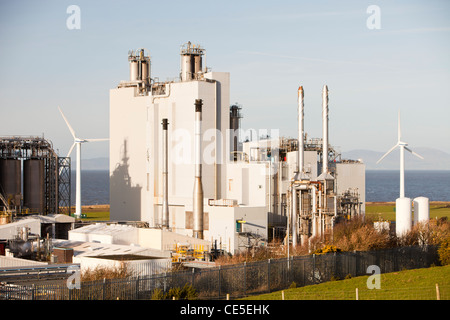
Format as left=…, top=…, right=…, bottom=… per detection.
left=342, top=147, right=450, bottom=170
left=72, top=157, right=109, bottom=171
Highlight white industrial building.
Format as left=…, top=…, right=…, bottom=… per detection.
left=109, top=42, right=366, bottom=255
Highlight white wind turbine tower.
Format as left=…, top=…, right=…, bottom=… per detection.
left=376, top=110, right=424, bottom=198
left=58, top=107, right=109, bottom=217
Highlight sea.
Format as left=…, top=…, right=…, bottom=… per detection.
left=71, top=170, right=450, bottom=206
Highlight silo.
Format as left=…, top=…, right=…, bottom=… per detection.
left=23, top=159, right=45, bottom=213
left=130, top=61, right=139, bottom=81
left=395, top=197, right=412, bottom=237
left=413, top=197, right=429, bottom=225
left=0, top=159, right=21, bottom=198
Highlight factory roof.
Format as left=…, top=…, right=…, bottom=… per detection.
left=52, top=239, right=170, bottom=259
left=69, top=223, right=135, bottom=236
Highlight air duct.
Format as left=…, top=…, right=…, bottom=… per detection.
left=162, top=118, right=169, bottom=229
left=193, top=99, right=204, bottom=239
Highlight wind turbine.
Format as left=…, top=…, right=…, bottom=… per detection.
left=58, top=106, right=109, bottom=217
left=376, top=110, right=424, bottom=198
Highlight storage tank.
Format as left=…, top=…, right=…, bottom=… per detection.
left=395, top=197, right=412, bottom=237
left=413, top=196, right=429, bottom=225
left=0, top=159, right=21, bottom=198
left=130, top=61, right=139, bottom=81
left=23, top=159, right=45, bottom=213
left=181, top=54, right=194, bottom=81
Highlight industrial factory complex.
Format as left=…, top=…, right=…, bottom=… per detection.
left=1, top=42, right=370, bottom=284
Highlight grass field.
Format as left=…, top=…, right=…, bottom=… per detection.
left=241, top=265, right=450, bottom=300
left=365, top=202, right=450, bottom=221
left=77, top=202, right=450, bottom=222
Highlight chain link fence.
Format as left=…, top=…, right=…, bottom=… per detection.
left=0, top=245, right=441, bottom=300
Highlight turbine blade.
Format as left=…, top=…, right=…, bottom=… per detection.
left=404, top=146, right=424, bottom=160
left=66, top=142, right=76, bottom=158
left=398, top=110, right=401, bottom=142
left=58, top=106, right=76, bottom=139
left=376, top=144, right=398, bottom=164
left=84, top=138, right=109, bottom=142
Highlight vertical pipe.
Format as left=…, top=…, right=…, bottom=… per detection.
left=400, top=145, right=405, bottom=198
left=298, top=86, right=304, bottom=173
left=193, top=99, right=204, bottom=239
left=162, top=118, right=169, bottom=228
left=322, top=85, right=329, bottom=175
left=292, top=187, right=297, bottom=247
left=75, top=142, right=81, bottom=217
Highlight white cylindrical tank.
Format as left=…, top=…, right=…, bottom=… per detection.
left=413, top=197, right=429, bottom=225
left=130, top=61, right=139, bottom=81
left=395, top=197, right=412, bottom=237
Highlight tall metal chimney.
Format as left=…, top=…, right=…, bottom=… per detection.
left=193, top=99, right=204, bottom=239
left=322, top=85, right=329, bottom=175
left=162, top=118, right=169, bottom=229
left=298, top=86, right=305, bottom=173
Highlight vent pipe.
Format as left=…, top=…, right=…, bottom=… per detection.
left=298, top=86, right=305, bottom=173
left=193, top=99, right=204, bottom=239
left=162, top=118, right=169, bottom=229
left=322, top=85, right=329, bottom=175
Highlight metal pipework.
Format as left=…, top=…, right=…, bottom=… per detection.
left=298, top=86, right=305, bottom=173
left=162, top=118, right=169, bottom=229
left=193, top=99, right=204, bottom=239
left=322, top=85, right=329, bottom=175
left=292, top=186, right=298, bottom=247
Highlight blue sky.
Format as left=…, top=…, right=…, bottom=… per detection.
left=0, top=0, right=449, bottom=160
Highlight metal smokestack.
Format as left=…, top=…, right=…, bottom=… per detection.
left=193, top=99, right=204, bottom=239
left=298, top=86, right=304, bottom=173
left=322, top=85, right=329, bottom=174
left=162, top=118, right=169, bottom=229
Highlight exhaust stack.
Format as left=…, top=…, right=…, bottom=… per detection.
left=162, top=118, right=169, bottom=229
left=193, top=99, right=204, bottom=239
left=322, top=85, right=329, bottom=175
left=298, top=86, right=305, bottom=174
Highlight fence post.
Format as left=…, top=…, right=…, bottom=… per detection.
left=436, top=283, right=440, bottom=300
left=244, top=262, right=247, bottom=297
left=102, top=278, right=106, bottom=300
left=267, top=259, right=271, bottom=293
left=218, top=265, right=221, bottom=299
left=312, top=254, right=316, bottom=284
left=356, top=288, right=359, bottom=300
left=135, top=276, right=140, bottom=300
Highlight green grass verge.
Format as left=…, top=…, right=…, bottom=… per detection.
left=241, top=265, right=450, bottom=300
left=79, top=211, right=110, bottom=221
left=366, top=204, right=450, bottom=222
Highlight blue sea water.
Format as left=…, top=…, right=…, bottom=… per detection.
left=365, top=170, right=450, bottom=202
left=72, top=170, right=450, bottom=206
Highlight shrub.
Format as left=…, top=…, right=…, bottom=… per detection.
left=438, top=236, right=450, bottom=266
left=150, top=288, right=165, bottom=300
left=81, top=262, right=132, bottom=281
left=312, top=245, right=341, bottom=255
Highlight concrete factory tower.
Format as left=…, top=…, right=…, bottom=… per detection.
left=109, top=44, right=230, bottom=227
